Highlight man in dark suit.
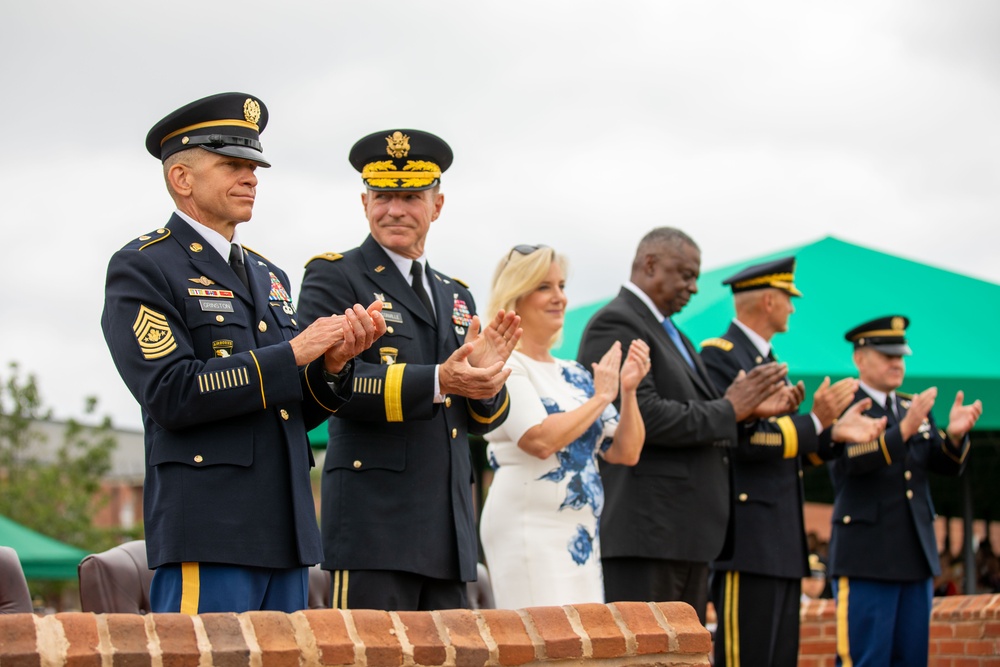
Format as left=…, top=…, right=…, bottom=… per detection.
left=101, top=92, right=386, bottom=613
left=829, top=316, right=982, bottom=667
left=297, top=129, right=520, bottom=611
left=700, top=257, right=885, bottom=667
left=577, top=227, right=789, bottom=622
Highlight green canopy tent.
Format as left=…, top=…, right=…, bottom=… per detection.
left=0, top=514, right=89, bottom=580
left=554, top=235, right=999, bottom=429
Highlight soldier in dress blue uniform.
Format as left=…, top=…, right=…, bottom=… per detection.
left=296, top=129, right=521, bottom=611
left=101, top=92, right=386, bottom=614
left=829, top=316, right=983, bottom=667
left=700, top=257, right=886, bottom=667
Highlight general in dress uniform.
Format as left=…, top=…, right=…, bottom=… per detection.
left=701, top=257, right=883, bottom=667
left=101, top=92, right=384, bottom=613
left=297, top=129, right=518, bottom=611
left=829, top=316, right=982, bottom=667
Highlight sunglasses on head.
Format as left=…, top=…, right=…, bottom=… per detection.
left=504, top=244, right=550, bottom=266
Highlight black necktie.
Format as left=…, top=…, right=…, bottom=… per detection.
left=885, top=394, right=896, bottom=423
left=229, top=243, right=250, bottom=292
left=410, top=261, right=434, bottom=317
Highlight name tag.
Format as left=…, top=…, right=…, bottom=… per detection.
left=382, top=311, right=403, bottom=323
left=200, top=299, right=235, bottom=312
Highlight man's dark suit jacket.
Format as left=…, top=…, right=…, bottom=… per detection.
left=578, top=287, right=736, bottom=563
left=297, top=235, right=509, bottom=583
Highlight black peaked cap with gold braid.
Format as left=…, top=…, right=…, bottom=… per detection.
left=844, top=315, right=912, bottom=356
left=722, top=256, right=801, bottom=297
left=146, top=92, right=271, bottom=167
left=350, top=129, right=453, bottom=191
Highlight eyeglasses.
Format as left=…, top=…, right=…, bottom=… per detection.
left=503, top=244, right=550, bottom=267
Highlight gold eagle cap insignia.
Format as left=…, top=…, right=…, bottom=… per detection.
left=244, top=98, right=262, bottom=125
left=385, top=131, right=411, bottom=158
left=891, top=316, right=905, bottom=331
left=189, top=276, right=216, bottom=286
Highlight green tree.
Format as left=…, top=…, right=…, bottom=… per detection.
left=0, top=362, right=131, bottom=605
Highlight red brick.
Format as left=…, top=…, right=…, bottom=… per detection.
left=395, top=611, right=446, bottom=666
left=300, top=610, right=354, bottom=665
left=200, top=613, right=250, bottom=667
left=609, top=602, right=670, bottom=655
left=954, top=621, right=984, bottom=639
left=437, top=610, right=489, bottom=667
left=476, top=609, right=536, bottom=666
left=106, top=614, right=152, bottom=667
left=56, top=613, right=101, bottom=667
left=935, top=639, right=965, bottom=655
left=963, top=639, right=1000, bottom=656
left=569, top=603, right=626, bottom=659
left=148, top=614, right=199, bottom=667
left=522, top=607, right=582, bottom=660
left=982, top=594, right=1000, bottom=619
left=348, top=609, right=401, bottom=667
left=931, top=622, right=956, bottom=639
left=984, top=621, right=1000, bottom=638
left=654, top=602, right=711, bottom=655
left=247, top=612, right=298, bottom=667
left=0, top=614, right=40, bottom=667
left=799, top=622, right=821, bottom=639
left=798, top=640, right=837, bottom=655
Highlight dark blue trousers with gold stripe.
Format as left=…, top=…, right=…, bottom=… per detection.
left=711, top=570, right=801, bottom=667
left=832, top=576, right=932, bottom=667
left=150, top=563, right=309, bottom=613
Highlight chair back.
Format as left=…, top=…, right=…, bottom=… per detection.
left=78, top=540, right=152, bottom=613
left=0, top=547, right=32, bottom=614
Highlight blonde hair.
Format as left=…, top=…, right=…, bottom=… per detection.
left=488, top=245, right=568, bottom=350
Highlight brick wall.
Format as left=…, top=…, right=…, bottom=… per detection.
left=798, top=594, right=1000, bottom=666
left=0, top=601, right=711, bottom=667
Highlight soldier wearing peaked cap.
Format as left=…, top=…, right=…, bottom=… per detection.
left=700, top=257, right=886, bottom=667
left=829, top=316, right=983, bottom=667
left=101, top=92, right=386, bottom=614
left=296, top=129, right=521, bottom=611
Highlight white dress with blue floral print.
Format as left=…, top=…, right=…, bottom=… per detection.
left=480, top=351, right=619, bottom=609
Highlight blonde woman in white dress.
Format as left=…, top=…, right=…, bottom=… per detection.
left=479, top=245, right=649, bottom=609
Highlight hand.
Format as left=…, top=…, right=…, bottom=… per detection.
left=753, top=381, right=805, bottom=418
left=899, top=387, right=937, bottom=441
left=831, top=398, right=887, bottom=443
left=323, top=301, right=387, bottom=373
left=592, top=341, right=623, bottom=403
left=724, top=362, right=788, bottom=422
left=812, top=377, right=860, bottom=429
left=619, top=339, right=651, bottom=394
left=946, top=390, right=983, bottom=445
left=439, top=343, right=512, bottom=399
left=466, top=310, right=522, bottom=369
left=290, top=315, right=347, bottom=366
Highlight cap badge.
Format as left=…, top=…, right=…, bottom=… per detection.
left=385, top=131, right=411, bottom=158
left=244, top=98, right=262, bottom=126
left=891, top=317, right=905, bottom=331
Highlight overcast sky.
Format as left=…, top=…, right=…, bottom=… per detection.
left=2, top=1, right=998, bottom=430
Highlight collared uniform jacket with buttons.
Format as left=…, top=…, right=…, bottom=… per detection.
left=102, top=215, right=351, bottom=570
left=702, top=322, right=837, bottom=579
left=296, top=235, right=510, bottom=582
left=577, top=288, right=737, bottom=564
left=828, top=388, right=969, bottom=581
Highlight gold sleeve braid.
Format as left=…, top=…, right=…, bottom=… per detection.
left=467, top=392, right=510, bottom=425
left=384, top=363, right=406, bottom=422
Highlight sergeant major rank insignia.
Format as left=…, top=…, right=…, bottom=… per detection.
left=133, top=305, right=177, bottom=360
